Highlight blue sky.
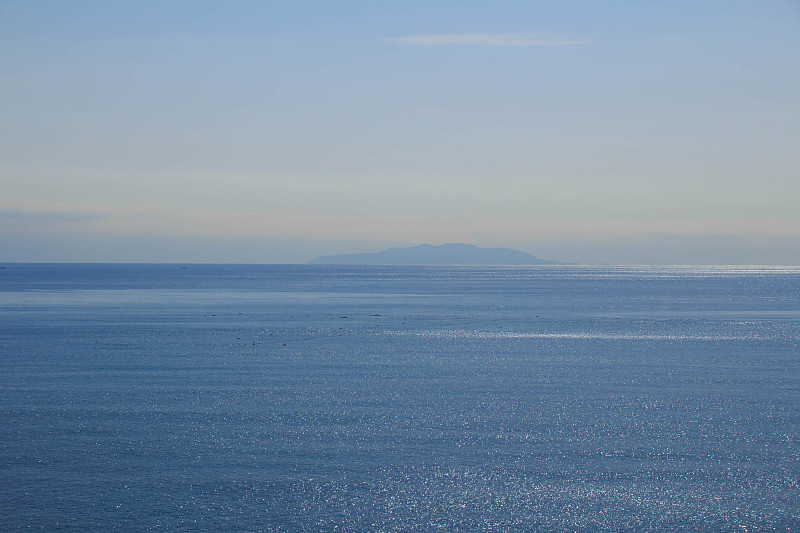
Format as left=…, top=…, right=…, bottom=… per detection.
left=2, top=1, right=799, bottom=263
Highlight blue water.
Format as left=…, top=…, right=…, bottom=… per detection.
left=1, top=264, right=799, bottom=532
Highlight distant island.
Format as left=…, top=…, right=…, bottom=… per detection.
left=308, top=243, right=572, bottom=265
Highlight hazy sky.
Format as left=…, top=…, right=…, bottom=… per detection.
left=2, top=1, right=799, bottom=263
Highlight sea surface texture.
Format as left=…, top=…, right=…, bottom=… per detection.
left=1, top=264, right=799, bottom=532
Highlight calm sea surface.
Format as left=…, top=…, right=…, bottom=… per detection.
left=1, top=264, right=799, bottom=532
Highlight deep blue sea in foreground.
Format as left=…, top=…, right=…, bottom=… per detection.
left=1, top=264, right=799, bottom=532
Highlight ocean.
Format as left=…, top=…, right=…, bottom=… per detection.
left=1, top=264, right=799, bottom=532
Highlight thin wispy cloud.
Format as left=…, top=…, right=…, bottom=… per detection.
left=0, top=208, right=103, bottom=222
left=384, top=33, right=588, bottom=47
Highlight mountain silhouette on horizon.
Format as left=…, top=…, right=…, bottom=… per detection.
left=308, top=243, right=571, bottom=265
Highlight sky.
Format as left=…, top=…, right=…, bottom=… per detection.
left=1, top=1, right=799, bottom=264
